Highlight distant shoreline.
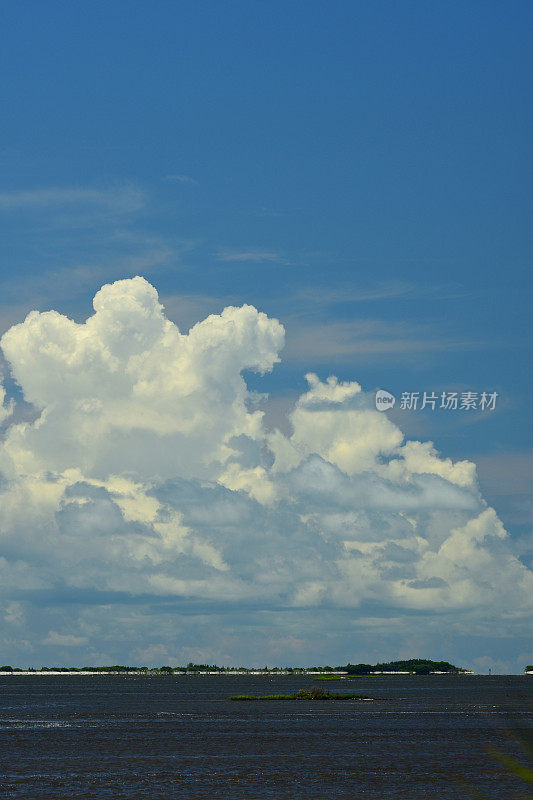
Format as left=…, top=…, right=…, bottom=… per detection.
left=2, top=670, right=344, bottom=676
left=0, top=658, right=474, bottom=676
left=0, top=669, right=478, bottom=677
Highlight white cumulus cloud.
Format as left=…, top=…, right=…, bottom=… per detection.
left=0, top=276, right=530, bottom=666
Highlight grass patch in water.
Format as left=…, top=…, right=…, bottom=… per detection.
left=230, top=686, right=370, bottom=701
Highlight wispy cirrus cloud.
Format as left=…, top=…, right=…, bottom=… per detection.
left=164, top=174, right=198, bottom=184
left=295, top=282, right=417, bottom=304
left=282, top=317, right=485, bottom=363
left=215, top=248, right=288, bottom=264
left=294, top=282, right=475, bottom=307
left=0, top=185, right=145, bottom=214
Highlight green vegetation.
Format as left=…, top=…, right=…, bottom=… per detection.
left=315, top=675, right=344, bottom=681
left=341, top=659, right=460, bottom=675
left=525, top=666, right=533, bottom=673
left=0, top=658, right=464, bottom=675
left=230, top=686, right=370, bottom=701
left=39, top=665, right=151, bottom=673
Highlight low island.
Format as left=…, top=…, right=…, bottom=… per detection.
left=230, top=686, right=370, bottom=701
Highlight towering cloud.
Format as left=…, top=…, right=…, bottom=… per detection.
left=0, top=277, right=530, bottom=666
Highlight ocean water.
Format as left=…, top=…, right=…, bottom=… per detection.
left=0, top=674, right=531, bottom=799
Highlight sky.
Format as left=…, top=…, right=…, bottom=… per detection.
left=0, top=1, right=531, bottom=673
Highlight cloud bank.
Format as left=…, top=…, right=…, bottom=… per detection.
left=0, top=277, right=530, bottom=668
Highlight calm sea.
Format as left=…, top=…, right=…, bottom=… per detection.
left=0, top=673, right=531, bottom=799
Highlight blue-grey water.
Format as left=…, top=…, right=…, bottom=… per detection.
left=0, top=674, right=531, bottom=799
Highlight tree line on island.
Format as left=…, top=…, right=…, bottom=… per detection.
left=0, top=658, right=477, bottom=674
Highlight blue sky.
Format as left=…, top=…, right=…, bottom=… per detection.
left=0, top=1, right=531, bottom=672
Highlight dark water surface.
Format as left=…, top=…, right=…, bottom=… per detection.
left=0, top=674, right=531, bottom=799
